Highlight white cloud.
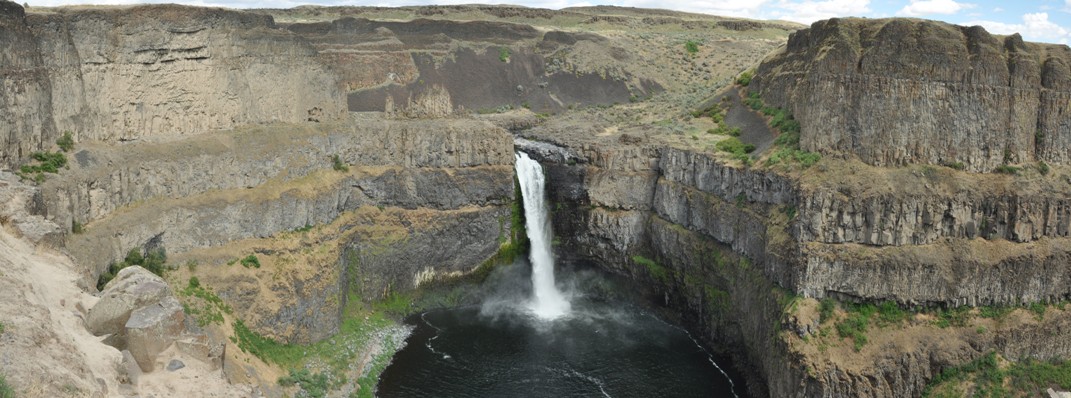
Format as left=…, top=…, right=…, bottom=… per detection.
left=965, top=12, right=1071, bottom=44
left=898, top=0, right=974, bottom=16
left=767, top=0, right=871, bottom=24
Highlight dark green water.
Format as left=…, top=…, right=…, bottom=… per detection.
left=376, top=297, right=746, bottom=398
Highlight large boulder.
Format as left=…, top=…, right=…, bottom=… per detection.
left=86, top=266, right=170, bottom=336
left=125, top=295, right=186, bottom=372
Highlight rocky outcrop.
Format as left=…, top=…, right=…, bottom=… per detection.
left=89, top=266, right=219, bottom=373
left=40, top=117, right=511, bottom=272
left=0, top=2, right=346, bottom=168
left=126, top=296, right=186, bottom=372
left=752, top=18, right=1071, bottom=171
left=86, top=266, right=171, bottom=336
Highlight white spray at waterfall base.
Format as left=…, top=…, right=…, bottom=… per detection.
left=515, top=151, right=572, bottom=319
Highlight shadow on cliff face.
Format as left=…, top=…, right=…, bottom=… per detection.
left=348, top=47, right=660, bottom=114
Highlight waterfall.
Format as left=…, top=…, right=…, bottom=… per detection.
left=514, top=151, right=571, bottom=319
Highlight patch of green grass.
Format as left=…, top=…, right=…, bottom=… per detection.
left=876, top=301, right=909, bottom=326
left=1029, top=302, right=1047, bottom=320
left=0, top=373, right=13, bottom=398
left=994, top=164, right=1020, bottom=175
left=704, top=286, right=730, bottom=314
left=943, top=161, right=966, bottom=170
left=924, top=351, right=1071, bottom=397
left=240, top=254, right=261, bottom=269
left=632, top=255, right=669, bottom=284
left=765, top=147, right=820, bottom=168
left=977, top=305, right=1014, bottom=320
left=934, top=306, right=971, bottom=328
left=716, top=137, right=756, bottom=165
left=819, top=298, right=835, bottom=324
left=278, top=369, right=330, bottom=398
left=236, top=293, right=400, bottom=397
left=372, top=292, right=411, bottom=318
left=709, top=124, right=741, bottom=137
left=835, top=303, right=875, bottom=351
left=179, top=277, right=231, bottom=327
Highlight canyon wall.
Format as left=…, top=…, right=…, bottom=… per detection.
left=0, top=3, right=347, bottom=168
left=752, top=18, right=1071, bottom=171
left=525, top=137, right=1071, bottom=397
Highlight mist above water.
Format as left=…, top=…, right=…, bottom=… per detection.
left=514, top=151, right=571, bottom=319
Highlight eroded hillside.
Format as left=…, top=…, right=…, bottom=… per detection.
left=0, top=3, right=801, bottom=397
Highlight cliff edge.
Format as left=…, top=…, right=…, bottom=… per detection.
left=752, top=17, right=1071, bottom=172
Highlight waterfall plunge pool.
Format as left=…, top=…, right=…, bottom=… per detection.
left=375, top=261, right=748, bottom=398
left=375, top=151, right=747, bottom=397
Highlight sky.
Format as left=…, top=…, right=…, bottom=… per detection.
left=24, top=0, right=1071, bottom=44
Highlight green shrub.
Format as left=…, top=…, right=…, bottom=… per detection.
left=240, top=254, right=261, bottom=269
left=498, top=47, right=511, bottom=62
left=743, top=91, right=763, bottom=110
left=278, top=368, right=330, bottom=398
left=18, top=151, right=68, bottom=182
left=0, top=321, right=4, bottom=335
left=977, top=305, right=1013, bottom=320
left=934, top=306, right=971, bottom=328
left=1039, top=161, right=1050, bottom=175
left=819, top=298, right=836, bottom=323
left=736, top=70, right=753, bottom=86
left=944, top=161, right=965, bottom=170
left=331, top=155, right=348, bottom=172
left=97, top=248, right=167, bottom=290
left=1029, top=302, right=1047, bottom=320
left=716, top=137, right=755, bottom=155
left=835, top=312, right=869, bottom=351
left=57, top=131, right=74, bottom=152
left=877, top=301, right=908, bottom=326
left=71, top=220, right=83, bottom=234
left=684, top=40, right=700, bottom=54
left=994, top=165, right=1020, bottom=175
left=710, top=109, right=724, bottom=123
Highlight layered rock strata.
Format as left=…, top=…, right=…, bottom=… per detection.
left=0, top=3, right=346, bottom=168
left=752, top=18, right=1071, bottom=171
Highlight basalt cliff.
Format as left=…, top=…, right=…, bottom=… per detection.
left=1, top=3, right=1069, bottom=398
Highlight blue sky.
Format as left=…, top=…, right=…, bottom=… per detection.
left=27, top=0, right=1071, bottom=44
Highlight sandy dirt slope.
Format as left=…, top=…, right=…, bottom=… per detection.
left=0, top=174, right=251, bottom=397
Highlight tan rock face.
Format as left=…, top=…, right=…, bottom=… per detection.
left=0, top=3, right=346, bottom=168
left=752, top=18, right=1071, bottom=171
left=125, top=296, right=186, bottom=372
left=86, top=265, right=170, bottom=336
